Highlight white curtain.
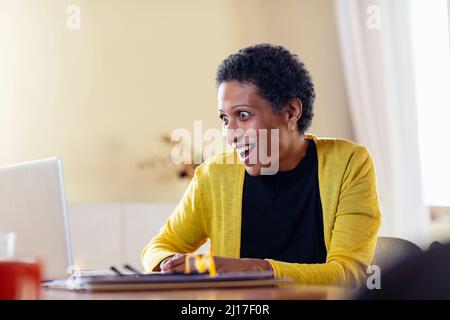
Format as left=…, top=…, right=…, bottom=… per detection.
left=448, top=0, right=450, bottom=52
left=333, top=0, right=429, bottom=246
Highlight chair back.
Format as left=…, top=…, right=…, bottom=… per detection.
left=372, top=236, right=422, bottom=271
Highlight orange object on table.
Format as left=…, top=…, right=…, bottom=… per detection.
left=0, top=258, right=41, bottom=300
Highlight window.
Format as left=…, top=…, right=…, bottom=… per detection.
left=411, top=0, right=450, bottom=209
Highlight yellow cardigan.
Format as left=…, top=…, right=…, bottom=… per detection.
left=141, top=134, right=381, bottom=286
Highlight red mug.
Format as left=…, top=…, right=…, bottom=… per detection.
left=0, top=258, right=42, bottom=300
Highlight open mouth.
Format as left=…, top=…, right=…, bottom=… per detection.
left=233, top=143, right=257, bottom=164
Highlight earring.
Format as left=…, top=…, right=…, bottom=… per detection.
left=290, top=123, right=295, bottom=134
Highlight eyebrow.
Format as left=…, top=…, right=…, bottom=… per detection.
left=218, top=104, right=253, bottom=112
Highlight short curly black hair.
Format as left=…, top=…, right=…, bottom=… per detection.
left=215, top=44, right=315, bottom=133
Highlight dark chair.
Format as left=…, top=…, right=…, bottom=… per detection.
left=372, top=236, right=423, bottom=272
left=358, top=242, right=450, bottom=299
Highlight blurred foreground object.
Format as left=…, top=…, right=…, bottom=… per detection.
left=357, top=242, right=450, bottom=299
left=0, top=258, right=42, bottom=300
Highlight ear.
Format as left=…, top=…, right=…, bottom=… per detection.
left=283, top=98, right=303, bottom=124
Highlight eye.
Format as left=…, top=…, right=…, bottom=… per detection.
left=219, top=114, right=229, bottom=123
left=238, top=111, right=251, bottom=120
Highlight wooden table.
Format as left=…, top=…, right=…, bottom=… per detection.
left=41, top=284, right=355, bottom=300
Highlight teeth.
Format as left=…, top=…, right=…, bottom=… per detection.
left=236, top=145, right=250, bottom=154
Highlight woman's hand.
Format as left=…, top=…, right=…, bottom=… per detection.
left=160, top=254, right=273, bottom=276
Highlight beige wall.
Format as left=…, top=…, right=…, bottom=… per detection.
left=0, top=0, right=353, bottom=202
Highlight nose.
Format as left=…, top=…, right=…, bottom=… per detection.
left=223, top=119, right=244, bottom=146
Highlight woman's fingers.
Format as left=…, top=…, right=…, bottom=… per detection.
left=162, top=256, right=273, bottom=274
left=163, top=262, right=187, bottom=274
left=159, top=254, right=176, bottom=270
left=163, top=254, right=185, bottom=268
left=161, top=254, right=190, bottom=273
left=161, top=254, right=200, bottom=274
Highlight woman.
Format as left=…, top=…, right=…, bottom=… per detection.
left=141, top=44, right=381, bottom=286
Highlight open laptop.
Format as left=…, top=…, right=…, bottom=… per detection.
left=0, top=157, right=73, bottom=280
left=0, top=157, right=142, bottom=281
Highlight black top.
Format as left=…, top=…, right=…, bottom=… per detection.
left=240, top=139, right=327, bottom=264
